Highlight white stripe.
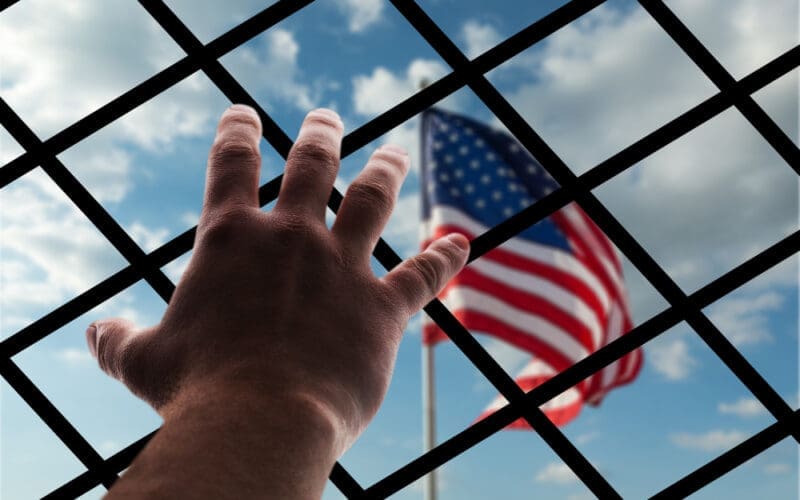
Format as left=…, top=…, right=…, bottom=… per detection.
left=422, top=205, right=611, bottom=311
left=439, top=287, right=590, bottom=362
left=599, top=303, right=624, bottom=391
left=561, top=205, right=625, bottom=297
left=470, top=258, right=604, bottom=349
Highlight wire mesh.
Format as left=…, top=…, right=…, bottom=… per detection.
left=0, top=0, right=797, bottom=498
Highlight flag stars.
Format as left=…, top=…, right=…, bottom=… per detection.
left=469, top=159, right=480, bottom=170
left=465, top=127, right=474, bottom=135
left=439, top=172, right=450, bottom=182
left=509, top=143, right=520, bottom=153
left=520, top=198, right=531, bottom=207
left=503, top=206, right=514, bottom=217
left=438, top=122, right=449, bottom=132
left=475, top=138, right=485, bottom=148
left=491, top=190, right=503, bottom=201
left=449, top=187, right=460, bottom=197
left=465, top=183, right=475, bottom=194
left=526, top=163, right=538, bottom=174
left=458, top=145, right=470, bottom=156
left=454, top=169, right=464, bottom=179
left=433, top=141, right=444, bottom=151
left=475, top=198, right=486, bottom=209
left=480, top=174, right=492, bottom=185
left=428, top=160, right=438, bottom=171
left=444, top=154, right=454, bottom=164
left=449, top=133, right=460, bottom=142
left=486, top=152, right=497, bottom=162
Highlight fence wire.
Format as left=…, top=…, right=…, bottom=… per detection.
left=0, top=0, right=797, bottom=498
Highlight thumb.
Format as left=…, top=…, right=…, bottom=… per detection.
left=86, top=318, right=139, bottom=381
left=383, top=233, right=470, bottom=314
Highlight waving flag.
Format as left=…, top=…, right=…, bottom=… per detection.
left=419, top=108, right=642, bottom=420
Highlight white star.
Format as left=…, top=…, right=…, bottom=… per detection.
left=469, top=159, right=480, bottom=170
left=508, top=183, right=518, bottom=192
left=542, top=186, right=554, bottom=195
left=503, top=207, right=514, bottom=217
left=450, top=187, right=460, bottom=197
left=454, top=169, right=464, bottom=178
left=458, top=145, right=469, bottom=156
left=492, top=190, right=503, bottom=201
left=464, top=183, right=475, bottom=194
left=497, top=167, right=507, bottom=177
left=439, top=172, right=450, bottom=182
left=480, top=174, right=491, bottom=185
left=475, top=199, right=486, bottom=209
left=444, top=154, right=454, bottom=164
left=433, top=141, right=444, bottom=151
left=507, top=168, right=517, bottom=178
left=428, top=160, right=438, bottom=170
left=475, top=138, right=485, bottom=148
left=509, top=143, right=520, bottom=153
left=439, top=123, right=449, bottom=132
left=526, top=163, right=537, bottom=174
left=449, top=133, right=459, bottom=142
left=520, top=198, right=531, bottom=207
left=465, top=127, right=474, bottom=135
left=486, top=152, right=496, bottom=162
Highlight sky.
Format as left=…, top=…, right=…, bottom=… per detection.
left=0, top=0, right=797, bottom=498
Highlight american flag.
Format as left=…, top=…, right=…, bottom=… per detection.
left=419, top=108, right=642, bottom=424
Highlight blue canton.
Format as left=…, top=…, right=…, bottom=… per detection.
left=421, top=108, right=570, bottom=252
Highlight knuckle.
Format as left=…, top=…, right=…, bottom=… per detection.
left=409, top=254, right=443, bottom=296
left=198, top=206, right=253, bottom=248
left=289, top=139, right=339, bottom=170
left=346, top=179, right=393, bottom=212
left=210, top=137, right=260, bottom=167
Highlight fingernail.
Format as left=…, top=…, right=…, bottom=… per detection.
left=447, top=233, right=470, bottom=251
left=228, top=104, right=258, bottom=116
left=379, top=144, right=408, bottom=155
left=86, top=325, right=98, bottom=358
left=309, top=108, right=342, bottom=123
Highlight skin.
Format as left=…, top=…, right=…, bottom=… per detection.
left=88, top=105, right=470, bottom=499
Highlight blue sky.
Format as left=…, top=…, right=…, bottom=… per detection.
left=1, top=0, right=798, bottom=498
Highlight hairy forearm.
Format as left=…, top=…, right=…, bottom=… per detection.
left=105, top=382, right=342, bottom=499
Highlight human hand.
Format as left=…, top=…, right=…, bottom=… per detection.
left=87, top=105, right=469, bottom=458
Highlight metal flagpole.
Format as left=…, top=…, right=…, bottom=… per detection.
left=422, top=342, right=437, bottom=500
left=419, top=76, right=437, bottom=500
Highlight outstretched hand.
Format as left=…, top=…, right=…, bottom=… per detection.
left=88, top=105, right=468, bottom=498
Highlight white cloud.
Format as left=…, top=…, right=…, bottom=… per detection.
left=763, top=462, right=793, bottom=475
left=648, top=337, right=697, bottom=381
left=494, top=0, right=797, bottom=299
left=670, top=429, right=748, bottom=452
left=127, top=222, right=170, bottom=253
left=718, top=397, right=767, bottom=419
left=706, top=292, right=783, bottom=346
left=222, top=28, right=315, bottom=111
left=461, top=20, right=503, bottom=59
left=575, top=431, right=600, bottom=445
left=0, top=170, right=126, bottom=304
left=353, top=59, right=449, bottom=117
left=53, top=348, right=95, bottom=366
left=334, top=0, right=384, bottom=33
left=535, top=462, right=579, bottom=484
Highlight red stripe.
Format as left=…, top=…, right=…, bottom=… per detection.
left=476, top=374, right=583, bottom=428
left=422, top=309, right=578, bottom=372
left=575, top=206, right=623, bottom=275
left=445, top=267, right=597, bottom=352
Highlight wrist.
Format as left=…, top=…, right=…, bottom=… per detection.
left=108, top=379, right=345, bottom=500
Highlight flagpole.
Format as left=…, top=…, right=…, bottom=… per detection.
left=422, top=341, right=437, bottom=500
left=418, top=77, right=437, bottom=500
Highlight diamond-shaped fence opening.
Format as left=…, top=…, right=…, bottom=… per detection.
left=1, top=0, right=797, bottom=499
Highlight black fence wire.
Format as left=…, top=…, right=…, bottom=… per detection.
left=0, top=0, right=798, bottom=498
